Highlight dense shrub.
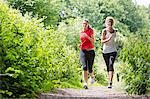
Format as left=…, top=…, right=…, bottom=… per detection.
left=57, top=18, right=82, bottom=50
left=0, top=1, right=81, bottom=98
left=6, top=0, right=63, bottom=26
left=119, top=33, right=150, bottom=95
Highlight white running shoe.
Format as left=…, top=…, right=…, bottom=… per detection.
left=90, top=77, right=94, bottom=84
left=83, top=83, right=88, bottom=89
left=108, top=82, right=112, bottom=89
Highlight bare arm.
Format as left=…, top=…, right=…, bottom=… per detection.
left=101, top=29, right=112, bottom=44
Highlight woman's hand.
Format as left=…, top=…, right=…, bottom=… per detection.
left=82, top=33, right=88, bottom=37
left=83, top=33, right=95, bottom=44
left=78, top=44, right=81, bottom=48
left=101, top=29, right=113, bottom=43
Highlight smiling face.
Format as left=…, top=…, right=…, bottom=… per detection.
left=105, top=17, right=114, bottom=28
left=105, top=20, right=112, bottom=28
left=82, top=20, right=89, bottom=30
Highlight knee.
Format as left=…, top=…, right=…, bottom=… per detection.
left=83, top=65, right=87, bottom=71
left=89, top=69, right=93, bottom=73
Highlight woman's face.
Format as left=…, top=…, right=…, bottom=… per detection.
left=105, top=20, right=112, bottom=28
left=82, top=20, right=89, bottom=30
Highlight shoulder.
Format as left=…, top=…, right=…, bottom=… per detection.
left=88, top=28, right=94, bottom=34
left=102, top=28, right=106, bottom=32
left=112, top=29, right=117, bottom=36
left=113, top=28, right=118, bottom=33
left=89, top=28, right=93, bottom=32
left=102, top=28, right=107, bottom=35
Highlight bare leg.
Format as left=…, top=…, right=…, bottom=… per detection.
left=89, top=71, right=95, bottom=84
left=83, top=70, right=88, bottom=83
left=83, top=70, right=88, bottom=89
left=89, top=64, right=94, bottom=78
left=108, top=71, right=113, bottom=88
left=109, top=71, right=113, bottom=82
left=90, top=71, right=94, bottom=78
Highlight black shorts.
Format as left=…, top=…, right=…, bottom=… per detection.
left=80, top=50, right=95, bottom=73
left=102, top=52, right=117, bottom=72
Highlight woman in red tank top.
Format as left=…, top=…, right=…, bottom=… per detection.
left=79, top=19, right=95, bottom=89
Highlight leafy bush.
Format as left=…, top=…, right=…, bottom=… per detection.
left=0, top=1, right=81, bottom=98
left=57, top=18, right=82, bottom=50
left=119, top=33, right=150, bottom=95
left=6, top=0, right=63, bottom=26
left=94, top=64, right=107, bottom=85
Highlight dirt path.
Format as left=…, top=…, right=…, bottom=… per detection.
left=38, top=86, right=150, bottom=99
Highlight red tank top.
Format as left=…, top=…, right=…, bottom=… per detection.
left=80, top=28, right=94, bottom=50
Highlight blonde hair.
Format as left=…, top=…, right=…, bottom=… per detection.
left=105, top=16, right=114, bottom=26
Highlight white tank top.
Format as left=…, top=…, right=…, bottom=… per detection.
left=102, top=30, right=117, bottom=54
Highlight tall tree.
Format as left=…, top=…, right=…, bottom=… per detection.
left=6, top=0, right=63, bottom=26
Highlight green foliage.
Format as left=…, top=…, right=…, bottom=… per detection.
left=94, top=64, right=107, bottom=86
left=0, top=1, right=81, bottom=98
left=119, top=33, right=150, bottom=95
left=117, top=0, right=141, bottom=32
left=2, top=0, right=150, bottom=96
left=62, top=0, right=149, bottom=33
left=57, top=17, right=82, bottom=50
left=6, top=0, right=63, bottom=26
left=6, top=0, right=149, bottom=33
left=62, top=0, right=105, bottom=30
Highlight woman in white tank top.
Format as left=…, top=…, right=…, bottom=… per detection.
left=102, top=29, right=117, bottom=53
left=101, top=16, right=117, bottom=88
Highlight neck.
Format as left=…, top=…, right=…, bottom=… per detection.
left=106, top=27, right=114, bottom=33
left=84, top=27, right=89, bottom=31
